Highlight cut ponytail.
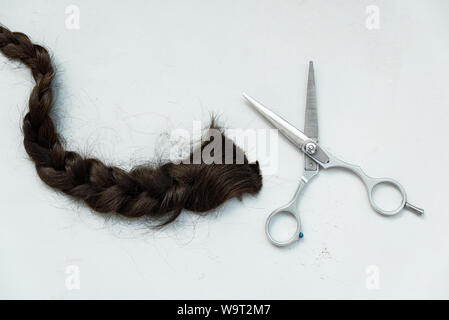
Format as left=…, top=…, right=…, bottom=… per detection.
left=0, top=25, right=262, bottom=225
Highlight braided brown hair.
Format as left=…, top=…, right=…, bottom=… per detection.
left=0, top=25, right=262, bottom=225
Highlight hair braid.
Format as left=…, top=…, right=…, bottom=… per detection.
left=0, top=25, right=262, bottom=225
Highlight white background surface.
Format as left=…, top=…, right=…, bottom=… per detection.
left=0, top=0, right=448, bottom=299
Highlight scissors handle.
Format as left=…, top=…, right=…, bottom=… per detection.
left=317, top=150, right=424, bottom=216
left=265, top=170, right=318, bottom=246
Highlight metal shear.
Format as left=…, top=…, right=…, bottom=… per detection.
left=243, top=61, right=424, bottom=247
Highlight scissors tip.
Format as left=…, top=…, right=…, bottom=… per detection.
left=242, top=92, right=257, bottom=105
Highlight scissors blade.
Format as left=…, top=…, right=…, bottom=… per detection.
left=243, top=93, right=310, bottom=150
left=304, top=61, right=319, bottom=171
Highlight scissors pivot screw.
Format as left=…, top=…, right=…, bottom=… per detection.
left=305, top=142, right=317, bottom=155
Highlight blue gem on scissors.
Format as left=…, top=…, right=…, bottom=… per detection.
left=299, top=232, right=304, bottom=238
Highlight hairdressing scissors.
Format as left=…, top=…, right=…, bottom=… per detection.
left=243, top=61, right=424, bottom=247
